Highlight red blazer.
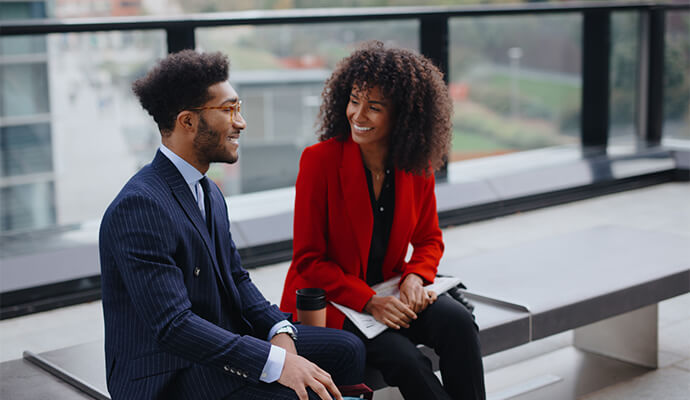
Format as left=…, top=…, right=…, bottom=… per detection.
left=280, top=137, right=444, bottom=329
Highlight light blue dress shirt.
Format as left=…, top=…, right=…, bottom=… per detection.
left=159, top=144, right=293, bottom=383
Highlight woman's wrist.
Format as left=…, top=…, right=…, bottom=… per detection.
left=403, top=273, right=423, bottom=287
left=364, top=295, right=378, bottom=314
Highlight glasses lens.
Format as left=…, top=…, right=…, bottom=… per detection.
left=232, top=101, right=241, bottom=122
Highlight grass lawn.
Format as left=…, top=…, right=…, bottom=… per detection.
left=452, top=129, right=507, bottom=152
left=483, top=73, right=580, bottom=112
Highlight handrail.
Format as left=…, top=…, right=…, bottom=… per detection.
left=1, top=1, right=688, bottom=36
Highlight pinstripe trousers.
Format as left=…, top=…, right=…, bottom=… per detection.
left=224, top=324, right=365, bottom=399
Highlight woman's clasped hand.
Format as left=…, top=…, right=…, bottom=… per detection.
left=364, top=274, right=438, bottom=329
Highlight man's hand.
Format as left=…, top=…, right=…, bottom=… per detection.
left=399, top=274, right=436, bottom=313
left=364, top=295, right=417, bottom=329
left=270, top=332, right=297, bottom=355
left=278, top=352, right=342, bottom=400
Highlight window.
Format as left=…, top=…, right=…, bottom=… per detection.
left=1, top=123, right=52, bottom=177
left=0, top=182, right=55, bottom=232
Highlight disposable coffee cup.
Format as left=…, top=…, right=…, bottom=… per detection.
left=296, top=288, right=327, bottom=327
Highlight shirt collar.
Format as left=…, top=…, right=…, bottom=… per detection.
left=159, top=143, right=204, bottom=185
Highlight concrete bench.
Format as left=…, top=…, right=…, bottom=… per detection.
left=364, top=225, right=690, bottom=391
left=10, top=225, right=690, bottom=399
left=443, top=225, right=688, bottom=364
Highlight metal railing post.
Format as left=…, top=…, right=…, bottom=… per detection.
left=166, top=26, right=196, bottom=53
left=420, top=14, right=450, bottom=84
left=420, top=14, right=450, bottom=180
left=645, top=8, right=665, bottom=146
left=581, top=10, right=611, bottom=155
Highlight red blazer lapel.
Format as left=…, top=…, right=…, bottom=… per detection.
left=382, top=168, right=415, bottom=279
left=339, top=139, right=373, bottom=274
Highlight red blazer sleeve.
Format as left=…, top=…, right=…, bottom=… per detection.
left=399, top=173, right=444, bottom=285
left=291, top=145, right=375, bottom=312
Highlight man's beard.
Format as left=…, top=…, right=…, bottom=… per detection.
left=193, top=116, right=238, bottom=165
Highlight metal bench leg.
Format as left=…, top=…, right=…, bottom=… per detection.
left=573, top=304, right=658, bottom=368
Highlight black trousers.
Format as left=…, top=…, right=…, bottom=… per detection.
left=344, top=294, right=486, bottom=400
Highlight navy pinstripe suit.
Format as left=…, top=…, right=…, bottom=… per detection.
left=99, top=151, right=364, bottom=399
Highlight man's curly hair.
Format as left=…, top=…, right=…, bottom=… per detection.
left=132, top=50, right=229, bottom=135
left=318, top=41, right=452, bottom=175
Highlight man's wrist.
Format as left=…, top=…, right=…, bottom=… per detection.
left=259, top=345, right=286, bottom=383
left=267, top=320, right=296, bottom=341
left=273, top=325, right=297, bottom=341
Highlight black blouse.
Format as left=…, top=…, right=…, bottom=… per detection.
left=364, top=165, right=395, bottom=286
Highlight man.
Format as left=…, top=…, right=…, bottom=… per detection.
left=99, top=50, right=365, bottom=400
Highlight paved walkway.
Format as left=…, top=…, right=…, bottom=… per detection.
left=1, top=182, right=688, bottom=399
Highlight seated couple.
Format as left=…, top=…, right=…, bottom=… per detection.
left=100, top=42, right=485, bottom=400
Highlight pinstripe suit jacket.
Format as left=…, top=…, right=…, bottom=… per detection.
left=99, top=150, right=286, bottom=399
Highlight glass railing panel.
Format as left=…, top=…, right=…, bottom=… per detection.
left=663, top=11, right=690, bottom=142
left=609, top=11, right=640, bottom=148
left=197, top=20, right=419, bottom=195
left=448, top=14, right=582, bottom=162
left=47, top=31, right=167, bottom=229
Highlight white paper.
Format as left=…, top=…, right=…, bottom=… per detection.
left=331, top=275, right=462, bottom=339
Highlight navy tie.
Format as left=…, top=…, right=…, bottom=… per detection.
left=199, top=177, right=213, bottom=234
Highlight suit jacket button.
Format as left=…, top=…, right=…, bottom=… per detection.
left=194, top=267, right=201, bottom=277
left=223, top=365, right=230, bottom=372
left=242, top=373, right=248, bottom=378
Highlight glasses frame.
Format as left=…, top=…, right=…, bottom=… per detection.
left=188, top=100, right=242, bottom=122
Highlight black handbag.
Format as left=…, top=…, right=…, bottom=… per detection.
left=437, top=275, right=475, bottom=319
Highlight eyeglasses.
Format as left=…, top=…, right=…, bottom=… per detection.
left=188, top=100, right=242, bottom=122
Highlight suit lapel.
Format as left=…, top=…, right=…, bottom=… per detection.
left=152, top=151, right=232, bottom=299
left=339, top=139, right=374, bottom=276
left=207, top=187, right=244, bottom=311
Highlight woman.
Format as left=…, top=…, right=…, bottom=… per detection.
left=280, top=41, right=485, bottom=400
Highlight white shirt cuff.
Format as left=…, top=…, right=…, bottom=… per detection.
left=259, top=345, right=286, bottom=383
left=267, top=320, right=295, bottom=341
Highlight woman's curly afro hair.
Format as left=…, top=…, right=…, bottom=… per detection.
left=132, top=50, right=229, bottom=135
left=318, top=41, right=452, bottom=175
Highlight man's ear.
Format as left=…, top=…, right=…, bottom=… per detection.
left=176, top=110, right=197, bottom=133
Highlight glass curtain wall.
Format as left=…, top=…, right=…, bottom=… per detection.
left=0, top=1, right=54, bottom=233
